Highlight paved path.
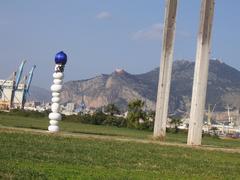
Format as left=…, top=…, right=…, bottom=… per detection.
left=1, top=125, right=240, bottom=154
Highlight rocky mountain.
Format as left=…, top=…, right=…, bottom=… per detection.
left=61, top=60, right=240, bottom=114
left=28, top=86, right=51, bottom=102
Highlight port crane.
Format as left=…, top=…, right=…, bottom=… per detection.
left=0, top=61, right=36, bottom=110
left=9, top=60, right=26, bottom=108
left=22, top=65, right=36, bottom=108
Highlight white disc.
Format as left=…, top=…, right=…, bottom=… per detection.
left=51, top=103, right=60, bottom=112
left=52, top=92, right=60, bottom=97
left=52, top=97, right=60, bottom=103
left=49, top=112, right=62, bottom=121
left=51, top=84, right=62, bottom=92
left=53, top=79, right=63, bottom=85
left=50, top=120, right=59, bottom=126
left=53, top=72, right=64, bottom=79
left=48, top=125, right=59, bottom=132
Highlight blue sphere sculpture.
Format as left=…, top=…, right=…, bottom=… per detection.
left=55, top=51, right=67, bottom=65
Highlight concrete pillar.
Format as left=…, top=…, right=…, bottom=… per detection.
left=187, top=0, right=215, bottom=146
left=154, top=0, right=178, bottom=140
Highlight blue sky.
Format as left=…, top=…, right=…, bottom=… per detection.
left=0, top=0, right=239, bottom=88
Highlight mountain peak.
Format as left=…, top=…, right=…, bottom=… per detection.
left=114, top=68, right=127, bottom=75
left=61, top=59, right=240, bottom=113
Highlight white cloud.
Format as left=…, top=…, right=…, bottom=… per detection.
left=96, top=11, right=112, bottom=20
left=132, top=23, right=164, bottom=41
left=132, top=23, right=191, bottom=41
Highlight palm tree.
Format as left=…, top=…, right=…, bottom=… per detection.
left=105, top=104, right=120, bottom=116
left=127, top=99, right=146, bottom=128
left=128, top=100, right=144, bottom=112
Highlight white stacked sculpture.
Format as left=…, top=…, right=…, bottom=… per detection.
left=48, top=51, right=67, bottom=132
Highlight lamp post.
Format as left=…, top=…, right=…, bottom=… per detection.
left=48, top=51, right=67, bottom=132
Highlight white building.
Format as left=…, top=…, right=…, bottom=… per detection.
left=66, top=103, right=75, bottom=112
left=61, top=103, right=77, bottom=115
left=0, top=80, right=24, bottom=109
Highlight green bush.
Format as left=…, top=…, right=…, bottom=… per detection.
left=61, top=100, right=157, bottom=131
left=62, top=114, right=81, bottom=122
left=169, top=116, right=183, bottom=133
left=90, top=111, right=107, bottom=125
left=62, top=112, right=127, bottom=128
left=103, top=116, right=127, bottom=127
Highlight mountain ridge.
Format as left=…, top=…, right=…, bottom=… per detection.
left=60, top=59, right=240, bottom=114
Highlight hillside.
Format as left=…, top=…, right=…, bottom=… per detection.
left=61, top=60, right=240, bottom=114
left=28, top=85, right=51, bottom=102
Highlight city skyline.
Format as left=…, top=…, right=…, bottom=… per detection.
left=0, top=0, right=239, bottom=88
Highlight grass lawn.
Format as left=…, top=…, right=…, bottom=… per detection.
left=0, top=114, right=240, bottom=148
left=0, top=114, right=151, bottom=139
left=0, top=130, right=240, bottom=180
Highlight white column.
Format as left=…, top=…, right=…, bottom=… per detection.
left=48, top=66, right=64, bottom=132
left=154, top=0, right=178, bottom=140
left=187, top=0, right=215, bottom=146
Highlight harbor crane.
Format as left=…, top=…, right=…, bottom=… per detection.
left=10, top=60, right=26, bottom=108
left=0, top=61, right=36, bottom=110
left=22, top=65, right=36, bottom=109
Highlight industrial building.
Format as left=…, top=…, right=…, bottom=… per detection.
left=0, top=80, right=24, bottom=109
left=0, top=61, right=36, bottom=110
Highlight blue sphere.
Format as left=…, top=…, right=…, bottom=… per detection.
left=55, top=51, right=67, bottom=65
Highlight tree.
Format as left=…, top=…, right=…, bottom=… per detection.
left=210, top=127, right=219, bottom=136
left=126, top=100, right=146, bottom=129
left=127, top=100, right=144, bottom=112
left=105, top=104, right=120, bottom=116
left=169, top=116, right=182, bottom=133
left=146, top=110, right=155, bottom=131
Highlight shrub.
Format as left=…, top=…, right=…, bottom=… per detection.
left=103, top=116, right=127, bottom=127
left=169, top=116, right=183, bottom=133
left=90, top=111, right=107, bottom=125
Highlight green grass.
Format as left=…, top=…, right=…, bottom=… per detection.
left=0, top=114, right=240, bottom=179
left=0, top=130, right=240, bottom=179
left=0, top=114, right=151, bottom=139
left=0, top=114, right=240, bottom=148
